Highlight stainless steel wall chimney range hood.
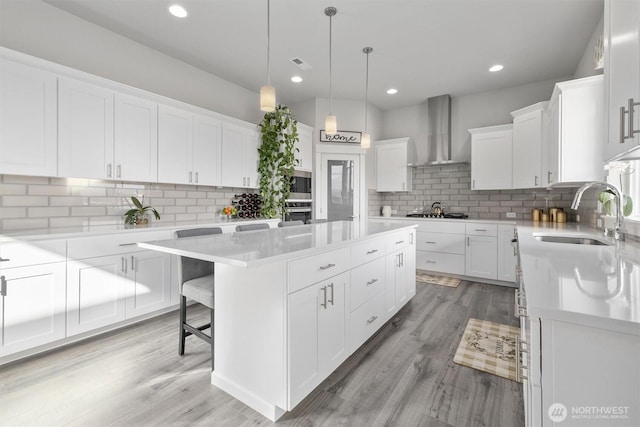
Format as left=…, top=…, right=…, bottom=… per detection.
left=410, top=94, right=468, bottom=168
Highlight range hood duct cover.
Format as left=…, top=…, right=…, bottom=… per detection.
left=412, top=94, right=468, bottom=167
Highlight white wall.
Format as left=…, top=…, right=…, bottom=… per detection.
left=380, top=76, right=569, bottom=164
left=0, top=0, right=262, bottom=123
left=574, top=13, right=604, bottom=79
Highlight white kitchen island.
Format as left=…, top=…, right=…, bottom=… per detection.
left=138, top=220, right=417, bottom=421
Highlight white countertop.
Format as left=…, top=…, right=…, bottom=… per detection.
left=516, top=221, right=640, bottom=335
left=370, top=215, right=516, bottom=225
left=138, top=220, right=418, bottom=268
left=0, top=218, right=280, bottom=242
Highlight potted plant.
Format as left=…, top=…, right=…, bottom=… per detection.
left=258, top=105, right=299, bottom=218
left=124, top=196, right=160, bottom=227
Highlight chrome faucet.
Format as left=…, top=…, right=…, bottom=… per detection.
left=571, top=181, right=625, bottom=241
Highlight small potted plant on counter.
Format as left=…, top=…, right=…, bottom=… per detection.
left=124, top=196, right=160, bottom=227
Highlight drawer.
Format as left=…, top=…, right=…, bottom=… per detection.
left=416, top=232, right=465, bottom=254
left=350, top=291, right=386, bottom=352
left=350, top=258, right=385, bottom=311
left=416, top=221, right=465, bottom=234
left=0, top=239, right=66, bottom=268
left=288, top=247, right=350, bottom=294
left=416, top=250, right=465, bottom=275
left=350, top=237, right=386, bottom=267
left=67, top=230, right=173, bottom=260
left=386, top=229, right=413, bottom=252
left=465, top=223, right=497, bottom=237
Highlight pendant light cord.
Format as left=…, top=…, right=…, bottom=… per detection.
left=267, top=0, right=271, bottom=86
left=364, top=50, right=369, bottom=132
left=329, top=12, right=333, bottom=115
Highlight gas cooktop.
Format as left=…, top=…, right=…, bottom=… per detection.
left=406, top=213, right=468, bottom=219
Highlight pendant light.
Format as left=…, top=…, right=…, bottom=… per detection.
left=324, top=6, right=337, bottom=135
left=260, top=0, right=276, bottom=112
left=361, top=47, right=372, bottom=149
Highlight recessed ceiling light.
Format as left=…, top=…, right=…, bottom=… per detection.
left=291, top=76, right=303, bottom=83
left=489, top=64, right=504, bottom=72
left=169, top=5, right=188, bottom=18
left=386, top=88, right=398, bottom=95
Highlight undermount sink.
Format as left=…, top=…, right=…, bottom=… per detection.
left=534, top=234, right=613, bottom=246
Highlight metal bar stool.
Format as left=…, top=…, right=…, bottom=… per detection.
left=175, top=227, right=222, bottom=370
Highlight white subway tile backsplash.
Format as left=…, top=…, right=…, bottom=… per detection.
left=3, top=196, right=49, bottom=206
left=28, top=185, right=69, bottom=196
left=0, top=207, right=26, bottom=219
left=28, top=207, right=70, bottom=217
left=0, top=184, right=27, bottom=195
left=50, top=196, right=88, bottom=206
left=3, top=175, right=49, bottom=185
left=2, top=218, right=49, bottom=230
left=71, top=206, right=106, bottom=216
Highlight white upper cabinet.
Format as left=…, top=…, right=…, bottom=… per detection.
left=221, top=121, right=259, bottom=189
left=58, top=77, right=115, bottom=180
left=543, top=76, right=604, bottom=186
left=158, top=104, right=222, bottom=186
left=469, top=124, right=513, bottom=190
left=114, top=93, right=158, bottom=182
left=59, top=77, right=159, bottom=181
left=158, top=104, right=192, bottom=184
left=0, top=58, right=58, bottom=177
left=511, top=102, right=547, bottom=189
left=375, top=137, right=416, bottom=192
left=604, top=0, right=640, bottom=161
left=296, top=123, right=313, bottom=172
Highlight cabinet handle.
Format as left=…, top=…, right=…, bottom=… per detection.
left=400, top=252, right=404, bottom=267
left=320, top=286, right=327, bottom=309
left=107, top=163, right=112, bottom=178
left=366, top=316, right=378, bottom=325
left=547, top=171, right=552, bottom=184
left=366, top=278, right=378, bottom=286
left=328, top=283, right=334, bottom=305
left=319, top=263, right=335, bottom=271
left=409, top=233, right=414, bottom=244
left=118, top=243, right=137, bottom=247
left=0, top=257, right=10, bottom=262
left=620, top=105, right=628, bottom=143
left=195, top=172, right=199, bottom=184
left=121, top=257, right=127, bottom=274
left=117, top=164, right=121, bottom=178
left=189, top=171, right=193, bottom=183
left=629, top=98, right=640, bottom=139
left=472, top=179, right=475, bottom=189
left=425, top=241, right=437, bottom=244
left=366, top=249, right=378, bottom=255
left=1, top=275, right=6, bottom=296
left=467, top=236, right=470, bottom=246
left=425, top=260, right=436, bottom=264
left=534, top=175, right=539, bottom=186
left=247, top=177, right=251, bottom=187
left=402, top=182, right=405, bottom=191
left=474, top=229, right=487, bottom=232
left=396, top=240, right=404, bottom=245
left=130, top=256, right=135, bottom=271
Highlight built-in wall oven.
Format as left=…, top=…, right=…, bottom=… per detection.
left=285, top=171, right=312, bottom=222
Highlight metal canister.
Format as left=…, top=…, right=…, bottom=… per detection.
left=556, top=211, right=567, bottom=223
left=532, top=208, right=541, bottom=221
left=549, top=208, right=558, bottom=222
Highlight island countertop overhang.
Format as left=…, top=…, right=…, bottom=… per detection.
left=137, top=220, right=418, bottom=267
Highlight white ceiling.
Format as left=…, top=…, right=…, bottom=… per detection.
left=43, top=0, right=603, bottom=111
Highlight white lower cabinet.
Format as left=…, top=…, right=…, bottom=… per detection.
left=0, top=262, right=66, bottom=357
left=465, top=223, right=498, bottom=280
left=288, top=272, right=348, bottom=408
left=497, top=224, right=517, bottom=282
left=124, top=250, right=172, bottom=319
left=67, top=255, right=127, bottom=336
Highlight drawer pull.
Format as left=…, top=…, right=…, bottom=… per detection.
left=319, top=263, right=336, bottom=271
left=395, top=240, right=404, bottom=245
left=0, top=257, right=10, bottom=262
left=1, top=275, right=6, bottom=296
left=425, top=241, right=437, bottom=244
left=366, top=278, right=378, bottom=286
left=366, top=249, right=378, bottom=255
left=118, top=243, right=137, bottom=247
left=474, top=229, right=487, bottom=232
left=366, top=316, right=378, bottom=325
left=425, top=260, right=437, bottom=264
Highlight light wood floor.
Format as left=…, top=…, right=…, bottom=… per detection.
left=1, top=280, right=524, bottom=427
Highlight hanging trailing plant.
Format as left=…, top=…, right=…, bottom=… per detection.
left=258, top=105, right=300, bottom=218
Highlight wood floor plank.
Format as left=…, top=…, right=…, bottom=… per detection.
left=0, top=280, right=524, bottom=427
